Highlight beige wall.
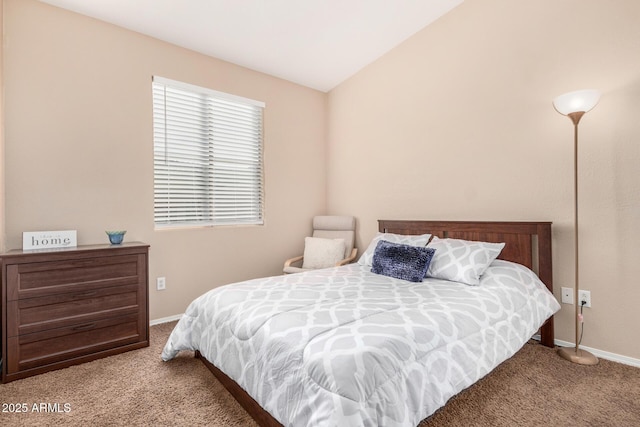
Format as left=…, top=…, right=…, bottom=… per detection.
left=328, top=0, right=640, bottom=360
left=3, top=0, right=327, bottom=320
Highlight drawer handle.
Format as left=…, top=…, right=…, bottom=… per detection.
left=72, top=323, right=96, bottom=331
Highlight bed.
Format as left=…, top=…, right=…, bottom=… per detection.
left=162, top=220, right=560, bottom=427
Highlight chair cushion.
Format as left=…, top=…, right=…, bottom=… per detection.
left=312, top=216, right=356, bottom=258
left=302, top=237, right=346, bottom=269
left=313, top=215, right=356, bottom=231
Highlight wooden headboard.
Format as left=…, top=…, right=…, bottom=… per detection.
left=378, top=220, right=554, bottom=347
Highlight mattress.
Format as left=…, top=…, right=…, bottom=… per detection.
left=162, top=260, right=560, bottom=426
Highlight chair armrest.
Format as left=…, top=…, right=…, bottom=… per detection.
left=284, top=255, right=304, bottom=268
left=336, top=248, right=358, bottom=266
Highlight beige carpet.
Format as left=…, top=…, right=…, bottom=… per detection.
left=1, top=321, right=638, bottom=427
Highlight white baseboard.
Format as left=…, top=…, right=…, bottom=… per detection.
left=534, top=334, right=640, bottom=368
left=150, top=313, right=183, bottom=326
left=554, top=339, right=640, bottom=368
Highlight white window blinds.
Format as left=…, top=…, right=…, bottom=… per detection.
left=152, top=76, right=265, bottom=227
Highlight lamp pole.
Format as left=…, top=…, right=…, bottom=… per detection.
left=553, top=90, right=600, bottom=365
left=570, top=111, right=582, bottom=355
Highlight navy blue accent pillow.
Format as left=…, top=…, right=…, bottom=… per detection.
left=371, top=240, right=436, bottom=282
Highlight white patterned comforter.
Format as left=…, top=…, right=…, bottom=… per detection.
left=162, top=260, right=560, bottom=427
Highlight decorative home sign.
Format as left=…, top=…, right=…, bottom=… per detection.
left=23, top=230, right=77, bottom=250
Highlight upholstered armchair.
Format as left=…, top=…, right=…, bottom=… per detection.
left=283, top=215, right=358, bottom=274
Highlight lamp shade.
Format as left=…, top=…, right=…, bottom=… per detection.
left=553, top=89, right=601, bottom=115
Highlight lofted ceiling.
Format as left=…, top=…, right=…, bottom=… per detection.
left=38, top=0, right=463, bottom=92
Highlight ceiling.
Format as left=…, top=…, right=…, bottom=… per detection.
left=38, top=0, right=463, bottom=92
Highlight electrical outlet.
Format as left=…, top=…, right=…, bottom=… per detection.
left=578, top=290, right=591, bottom=308
left=157, top=277, right=166, bottom=291
left=561, top=287, right=573, bottom=304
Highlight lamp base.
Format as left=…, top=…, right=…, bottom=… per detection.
left=558, top=346, right=599, bottom=365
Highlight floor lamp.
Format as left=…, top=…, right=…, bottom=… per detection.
left=553, top=89, right=600, bottom=365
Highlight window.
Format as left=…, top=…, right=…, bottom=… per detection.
left=152, top=76, right=265, bottom=228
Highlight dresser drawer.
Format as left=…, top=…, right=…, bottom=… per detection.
left=6, top=313, right=143, bottom=374
left=6, top=254, right=143, bottom=300
left=6, top=284, right=142, bottom=337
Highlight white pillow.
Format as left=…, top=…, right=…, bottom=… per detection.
left=426, top=237, right=505, bottom=286
left=302, top=237, right=346, bottom=269
left=358, top=232, right=432, bottom=266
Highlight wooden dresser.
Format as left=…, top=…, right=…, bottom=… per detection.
left=0, top=242, right=149, bottom=383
